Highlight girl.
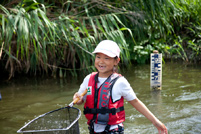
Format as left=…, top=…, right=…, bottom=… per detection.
left=73, top=40, right=168, bottom=134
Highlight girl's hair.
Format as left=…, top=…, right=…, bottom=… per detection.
left=113, top=56, right=119, bottom=73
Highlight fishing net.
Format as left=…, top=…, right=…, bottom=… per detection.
left=17, top=107, right=81, bottom=134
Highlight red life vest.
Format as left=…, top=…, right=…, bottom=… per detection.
left=84, top=72, right=125, bottom=125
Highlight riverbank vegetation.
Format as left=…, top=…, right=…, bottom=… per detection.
left=0, top=0, right=201, bottom=79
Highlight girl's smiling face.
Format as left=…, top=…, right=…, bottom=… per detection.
left=95, top=53, right=120, bottom=78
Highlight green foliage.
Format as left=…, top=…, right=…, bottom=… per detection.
left=128, top=0, right=201, bottom=63
left=0, top=0, right=133, bottom=79
left=132, top=45, right=150, bottom=64
left=165, top=0, right=201, bottom=62
left=1, top=0, right=201, bottom=79
left=187, top=40, right=201, bottom=60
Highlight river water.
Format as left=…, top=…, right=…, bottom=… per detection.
left=0, top=62, right=201, bottom=134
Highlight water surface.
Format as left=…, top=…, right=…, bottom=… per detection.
left=0, top=62, right=201, bottom=134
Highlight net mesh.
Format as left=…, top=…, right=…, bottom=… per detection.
left=18, top=107, right=80, bottom=134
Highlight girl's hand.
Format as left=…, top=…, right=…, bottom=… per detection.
left=73, top=92, right=84, bottom=105
left=128, top=98, right=168, bottom=134
left=153, top=121, right=168, bottom=134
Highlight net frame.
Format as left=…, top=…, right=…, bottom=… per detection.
left=17, top=106, right=81, bottom=133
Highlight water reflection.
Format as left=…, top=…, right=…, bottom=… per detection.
left=0, top=62, right=201, bottom=134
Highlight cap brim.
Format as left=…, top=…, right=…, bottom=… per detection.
left=92, top=50, right=116, bottom=57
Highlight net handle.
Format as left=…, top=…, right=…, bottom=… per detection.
left=69, top=89, right=87, bottom=107
left=74, top=89, right=87, bottom=103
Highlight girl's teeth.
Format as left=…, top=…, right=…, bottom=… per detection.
left=99, top=65, right=104, bottom=69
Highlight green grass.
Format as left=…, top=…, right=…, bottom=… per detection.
left=1, top=0, right=201, bottom=79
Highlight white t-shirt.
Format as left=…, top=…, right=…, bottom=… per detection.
left=78, top=73, right=137, bottom=132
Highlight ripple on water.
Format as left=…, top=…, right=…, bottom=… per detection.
left=174, top=90, right=201, bottom=102
left=167, top=115, right=201, bottom=134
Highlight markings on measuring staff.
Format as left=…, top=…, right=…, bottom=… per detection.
left=150, top=53, right=162, bottom=90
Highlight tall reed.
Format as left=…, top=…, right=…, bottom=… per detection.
left=1, top=0, right=201, bottom=79
left=0, top=0, right=133, bottom=79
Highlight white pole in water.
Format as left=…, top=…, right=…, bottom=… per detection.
left=150, top=50, right=162, bottom=91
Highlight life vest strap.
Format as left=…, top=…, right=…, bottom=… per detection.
left=84, top=106, right=124, bottom=115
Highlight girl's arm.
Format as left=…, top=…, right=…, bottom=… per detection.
left=128, top=98, right=168, bottom=134
left=73, top=74, right=90, bottom=105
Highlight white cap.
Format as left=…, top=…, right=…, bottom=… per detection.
left=92, top=40, right=120, bottom=58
